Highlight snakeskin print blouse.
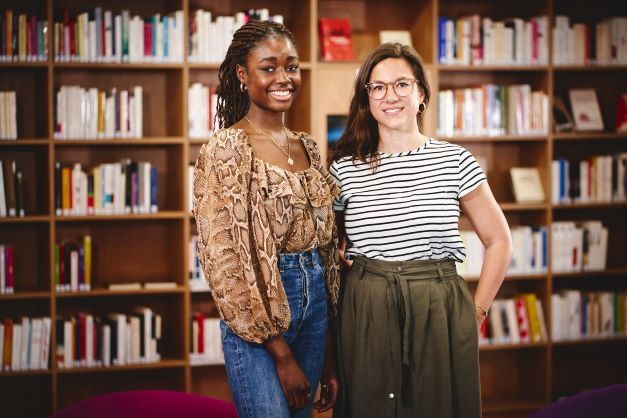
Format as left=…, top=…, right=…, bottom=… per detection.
left=192, top=128, right=340, bottom=343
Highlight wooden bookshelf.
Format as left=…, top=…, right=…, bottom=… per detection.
left=1, top=0, right=625, bottom=417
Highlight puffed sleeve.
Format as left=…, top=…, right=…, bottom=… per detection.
left=192, top=129, right=290, bottom=343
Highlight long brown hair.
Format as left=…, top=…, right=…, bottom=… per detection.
left=216, top=20, right=297, bottom=129
left=330, top=43, right=431, bottom=168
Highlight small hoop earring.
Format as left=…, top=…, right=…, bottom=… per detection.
left=240, top=82, right=247, bottom=93
left=418, top=102, right=427, bottom=113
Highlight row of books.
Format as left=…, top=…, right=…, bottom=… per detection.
left=551, top=154, right=627, bottom=204
left=0, top=91, right=17, bottom=140
left=190, top=315, right=223, bottom=365
left=551, top=290, right=627, bottom=341
left=54, top=236, right=92, bottom=293
left=55, top=85, right=143, bottom=139
left=56, top=309, right=162, bottom=369
left=54, top=161, right=158, bottom=216
left=554, top=16, right=627, bottom=65
left=189, top=9, right=283, bottom=64
left=188, top=83, right=218, bottom=139
left=480, top=294, right=547, bottom=346
left=438, top=15, right=549, bottom=66
left=0, top=244, right=14, bottom=295
left=1, top=317, right=52, bottom=372
left=53, top=8, right=184, bottom=63
left=189, top=235, right=209, bottom=293
left=0, top=159, right=25, bottom=218
left=437, top=84, right=549, bottom=138
left=458, top=226, right=547, bottom=278
left=552, top=221, right=608, bottom=273
left=0, top=11, right=48, bottom=62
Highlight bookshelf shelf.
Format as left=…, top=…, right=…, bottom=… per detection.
left=552, top=335, right=627, bottom=346
left=553, top=132, right=627, bottom=141
left=553, top=268, right=627, bottom=279
left=53, top=63, right=183, bottom=69
left=54, top=212, right=186, bottom=222
left=0, top=62, right=49, bottom=68
left=553, top=65, right=627, bottom=72
left=480, top=342, right=548, bottom=351
left=438, top=65, right=549, bottom=72
left=0, top=216, right=51, bottom=224
left=450, top=135, right=547, bottom=142
left=56, top=288, right=185, bottom=298
left=53, top=137, right=185, bottom=145
left=1, top=0, right=623, bottom=416
left=552, top=202, right=627, bottom=210
left=0, top=292, right=51, bottom=300
left=499, top=203, right=549, bottom=211
left=0, top=139, right=49, bottom=146
left=0, top=369, right=53, bottom=377
left=483, top=400, right=546, bottom=414
left=56, top=359, right=186, bottom=374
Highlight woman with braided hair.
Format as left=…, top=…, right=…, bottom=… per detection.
left=192, top=20, right=339, bottom=417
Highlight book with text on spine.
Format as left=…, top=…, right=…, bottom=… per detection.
left=318, top=18, right=355, bottom=61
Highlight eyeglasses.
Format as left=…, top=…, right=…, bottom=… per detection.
left=365, top=78, right=418, bottom=100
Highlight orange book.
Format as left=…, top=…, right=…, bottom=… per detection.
left=61, top=166, right=71, bottom=215
left=5, top=10, right=13, bottom=58
left=3, top=319, right=13, bottom=371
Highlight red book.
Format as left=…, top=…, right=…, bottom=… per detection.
left=318, top=18, right=355, bottom=61
left=59, top=243, right=66, bottom=289
left=69, top=21, right=75, bottom=57
left=616, top=94, right=627, bottom=133
left=144, top=21, right=152, bottom=58
left=515, top=297, right=531, bottom=343
left=78, top=313, right=87, bottom=363
left=5, top=245, right=14, bottom=293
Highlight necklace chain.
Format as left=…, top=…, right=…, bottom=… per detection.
left=245, top=116, right=294, bottom=166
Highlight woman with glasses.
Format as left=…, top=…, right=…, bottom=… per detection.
left=329, top=43, right=512, bottom=418
left=192, top=20, right=339, bottom=417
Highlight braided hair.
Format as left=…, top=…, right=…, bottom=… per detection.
left=216, top=20, right=298, bottom=129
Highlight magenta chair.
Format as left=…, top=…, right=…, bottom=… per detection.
left=527, top=383, right=627, bottom=418
left=51, top=390, right=238, bottom=418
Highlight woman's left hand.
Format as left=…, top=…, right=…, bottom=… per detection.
left=313, top=359, right=339, bottom=413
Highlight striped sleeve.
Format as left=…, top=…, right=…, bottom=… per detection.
left=329, top=160, right=345, bottom=211
left=458, top=147, right=486, bottom=198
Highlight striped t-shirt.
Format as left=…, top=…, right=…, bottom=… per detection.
left=329, top=138, right=486, bottom=261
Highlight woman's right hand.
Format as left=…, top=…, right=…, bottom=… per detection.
left=275, top=354, right=311, bottom=411
left=265, top=335, right=311, bottom=410
left=338, top=235, right=353, bottom=272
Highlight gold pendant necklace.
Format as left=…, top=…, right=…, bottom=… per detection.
left=245, top=116, right=294, bottom=166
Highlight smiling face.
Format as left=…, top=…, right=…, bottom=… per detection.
left=237, top=36, right=301, bottom=114
left=367, top=58, right=424, bottom=132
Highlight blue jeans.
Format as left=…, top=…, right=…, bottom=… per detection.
left=220, top=249, right=329, bottom=418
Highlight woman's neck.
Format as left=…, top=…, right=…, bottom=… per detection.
left=246, top=107, right=285, bottom=132
left=377, top=122, right=427, bottom=153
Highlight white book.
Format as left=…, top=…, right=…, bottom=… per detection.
left=11, top=324, right=22, bottom=371
left=29, top=318, right=43, bottom=370
left=130, top=316, right=140, bottom=363
left=40, top=317, right=51, bottom=370
left=569, top=89, right=604, bottom=131
left=505, top=300, right=521, bottom=344
left=0, top=245, right=5, bottom=293
left=63, top=320, right=73, bottom=368
left=102, top=324, right=111, bottom=366
left=86, top=315, right=94, bottom=366
left=133, top=86, right=143, bottom=138
left=20, top=317, right=30, bottom=371
left=489, top=300, right=505, bottom=344
left=551, top=294, right=564, bottom=341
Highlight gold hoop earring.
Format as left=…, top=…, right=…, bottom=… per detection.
left=240, top=82, right=247, bottom=93
left=418, top=102, right=427, bottom=113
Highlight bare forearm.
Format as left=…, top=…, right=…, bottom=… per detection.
left=265, top=335, right=294, bottom=365
left=474, top=239, right=512, bottom=309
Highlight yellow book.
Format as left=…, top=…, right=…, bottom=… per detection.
left=523, top=293, right=543, bottom=343
left=61, top=166, right=71, bottom=215
left=18, top=14, right=26, bottom=60
left=84, top=235, right=92, bottom=290
left=97, top=91, right=106, bottom=135
left=93, top=167, right=101, bottom=213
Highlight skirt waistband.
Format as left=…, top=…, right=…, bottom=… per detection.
left=352, top=256, right=458, bottom=280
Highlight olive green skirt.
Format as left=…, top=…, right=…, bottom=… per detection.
left=333, top=257, right=481, bottom=418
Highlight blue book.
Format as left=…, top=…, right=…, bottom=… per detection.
left=162, top=16, right=169, bottom=60
left=438, top=17, right=447, bottom=64
left=150, top=165, right=158, bottom=213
